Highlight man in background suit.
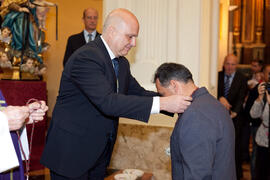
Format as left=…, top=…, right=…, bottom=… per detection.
left=63, top=7, right=101, bottom=66
left=41, top=8, right=192, bottom=180
left=154, top=63, right=236, bottom=180
left=218, top=54, right=248, bottom=180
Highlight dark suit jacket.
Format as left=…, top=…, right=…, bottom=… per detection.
left=63, top=31, right=101, bottom=66
left=41, top=36, right=156, bottom=178
left=243, top=84, right=261, bottom=127
left=170, top=87, right=236, bottom=180
left=217, top=71, right=248, bottom=115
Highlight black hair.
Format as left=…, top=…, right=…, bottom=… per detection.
left=154, top=63, right=193, bottom=87
left=252, top=59, right=264, bottom=67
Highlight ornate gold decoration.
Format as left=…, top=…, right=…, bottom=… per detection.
left=0, top=66, right=20, bottom=80
left=255, top=0, right=264, bottom=43
left=241, top=0, right=255, bottom=43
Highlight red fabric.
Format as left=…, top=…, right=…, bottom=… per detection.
left=0, top=80, right=47, bottom=171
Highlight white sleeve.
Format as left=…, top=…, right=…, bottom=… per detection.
left=0, top=111, right=19, bottom=173
left=18, top=125, right=29, bottom=160
left=150, top=96, right=160, bottom=114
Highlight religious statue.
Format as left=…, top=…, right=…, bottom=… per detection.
left=0, top=26, right=11, bottom=52
left=0, top=0, right=55, bottom=62
left=0, top=0, right=56, bottom=79
left=0, top=51, right=12, bottom=68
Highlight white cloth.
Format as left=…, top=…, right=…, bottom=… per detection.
left=19, top=125, right=29, bottom=160
left=0, top=111, right=19, bottom=173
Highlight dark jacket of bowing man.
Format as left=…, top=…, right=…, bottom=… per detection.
left=171, top=88, right=236, bottom=180
left=41, top=35, right=158, bottom=178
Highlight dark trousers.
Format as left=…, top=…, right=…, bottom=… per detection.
left=255, top=146, right=270, bottom=180
left=240, top=124, right=259, bottom=180
left=50, top=137, right=115, bottom=180
left=250, top=126, right=259, bottom=180
left=233, top=117, right=243, bottom=180
left=241, top=122, right=251, bottom=162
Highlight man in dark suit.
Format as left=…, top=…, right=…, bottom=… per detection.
left=154, top=63, right=236, bottom=180
left=41, top=8, right=192, bottom=180
left=217, top=54, right=248, bottom=180
left=63, top=7, right=101, bottom=66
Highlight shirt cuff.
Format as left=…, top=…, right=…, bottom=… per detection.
left=150, top=96, right=160, bottom=114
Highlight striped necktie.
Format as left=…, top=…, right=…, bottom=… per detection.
left=112, top=58, right=119, bottom=78
left=224, top=74, right=231, bottom=98
left=88, top=33, right=92, bottom=42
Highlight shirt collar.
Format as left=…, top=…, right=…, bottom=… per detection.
left=100, top=35, right=116, bottom=60
left=225, top=71, right=236, bottom=78
left=191, top=87, right=207, bottom=99
left=83, top=29, right=97, bottom=41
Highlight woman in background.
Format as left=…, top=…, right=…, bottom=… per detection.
left=250, top=82, right=270, bottom=180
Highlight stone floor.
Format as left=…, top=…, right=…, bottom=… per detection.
left=28, top=164, right=252, bottom=180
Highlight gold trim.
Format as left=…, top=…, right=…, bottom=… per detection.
left=241, top=0, right=255, bottom=43
left=0, top=67, right=20, bottom=80
left=266, top=0, right=270, bottom=9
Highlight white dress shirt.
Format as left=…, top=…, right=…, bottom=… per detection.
left=84, top=30, right=97, bottom=43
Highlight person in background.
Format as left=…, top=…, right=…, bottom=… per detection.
left=247, top=60, right=264, bottom=89
left=217, top=54, right=248, bottom=180
left=41, top=8, right=192, bottom=180
left=154, top=63, right=236, bottom=180
left=241, top=60, right=263, bottom=180
left=63, top=7, right=101, bottom=66
left=250, top=80, right=270, bottom=180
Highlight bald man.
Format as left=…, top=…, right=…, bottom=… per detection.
left=217, top=54, right=248, bottom=180
left=63, top=7, right=101, bottom=66
left=41, top=8, right=192, bottom=180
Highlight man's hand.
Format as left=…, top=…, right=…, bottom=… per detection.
left=160, top=95, right=192, bottom=113
left=219, top=96, right=231, bottom=110
left=2, top=106, right=29, bottom=131
left=257, top=82, right=266, bottom=101
left=27, top=101, right=48, bottom=124
left=230, top=111, right=237, bottom=119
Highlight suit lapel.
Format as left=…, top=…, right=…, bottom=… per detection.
left=218, top=71, right=225, bottom=97
left=95, top=32, right=101, bottom=40
left=228, top=71, right=239, bottom=97
left=79, top=31, right=87, bottom=44
left=94, top=37, right=118, bottom=92
left=117, top=57, right=126, bottom=93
